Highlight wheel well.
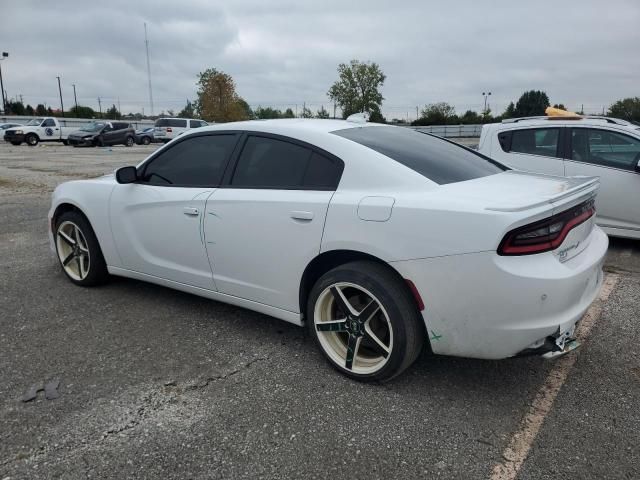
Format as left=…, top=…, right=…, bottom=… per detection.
left=51, top=203, right=85, bottom=231
left=299, top=250, right=420, bottom=319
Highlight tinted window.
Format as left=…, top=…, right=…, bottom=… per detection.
left=571, top=128, right=640, bottom=170
left=42, top=118, right=56, bottom=127
left=332, top=126, right=506, bottom=185
left=171, top=119, right=187, bottom=128
left=141, top=134, right=236, bottom=186
left=510, top=128, right=559, bottom=157
left=190, top=120, right=203, bottom=128
left=304, top=152, right=344, bottom=188
left=154, top=119, right=187, bottom=128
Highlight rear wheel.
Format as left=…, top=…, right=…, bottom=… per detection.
left=54, top=211, right=109, bottom=286
left=307, top=261, right=424, bottom=382
left=25, top=134, right=39, bottom=146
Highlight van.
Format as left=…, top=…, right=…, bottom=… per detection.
left=153, top=118, right=207, bottom=143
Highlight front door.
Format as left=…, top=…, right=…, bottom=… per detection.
left=109, top=132, right=240, bottom=288
left=204, top=134, right=344, bottom=312
left=564, top=127, right=640, bottom=233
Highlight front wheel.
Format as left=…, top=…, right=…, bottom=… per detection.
left=25, top=134, right=39, bottom=146
left=307, top=261, right=424, bottom=382
left=125, top=136, right=134, bottom=147
left=62, top=140, right=69, bottom=146
left=142, top=136, right=151, bottom=145
left=10, top=141, right=21, bottom=146
left=54, top=211, right=109, bottom=286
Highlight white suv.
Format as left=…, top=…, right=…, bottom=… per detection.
left=479, top=116, right=640, bottom=239
left=153, top=118, right=207, bottom=143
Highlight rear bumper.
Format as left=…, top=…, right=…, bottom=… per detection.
left=391, top=226, right=608, bottom=359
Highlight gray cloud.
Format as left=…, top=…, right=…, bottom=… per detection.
left=2, top=0, right=639, bottom=119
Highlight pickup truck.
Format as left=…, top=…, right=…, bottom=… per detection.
left=3, top=117, right=77, bottom=146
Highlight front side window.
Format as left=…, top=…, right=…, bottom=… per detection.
left=231, top=136, right=343, bottom=189
left=140, top=134, right=237, bottom=186
left=169, top=119, right=187, bottom=128
left=571, top=128, right=640, bottom=170
left=42, top=118, right=56, bottom=127
left=332, top=126, right=505, bottom=185
left=509, top=128, right=559, bottom=157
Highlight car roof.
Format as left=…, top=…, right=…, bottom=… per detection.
left=196, top=118, right=376, bottom=136
left=485, top=117, right=640, bottom=135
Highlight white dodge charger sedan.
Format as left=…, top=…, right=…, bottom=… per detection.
left=49, top=118, right=608, bottom=381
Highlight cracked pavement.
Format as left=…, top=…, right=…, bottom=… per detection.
left=1, top=142, right=639, bottom=479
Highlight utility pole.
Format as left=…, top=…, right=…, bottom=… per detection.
left=482, top=92, right=492, bottom=113
left=333, top=102, right=336, bottom=119
left=0, top=52, right=8, bottom=114
left=97, top=97, right=102, bottom=118
left=72, top=84, right=78, bottom=115
left=416, top=105, right=419, bottom=120
left=19, top=94, right=23, bottom=104
left=118, top=97, right=121, bottom=118
left=56, top=76, right=65, bottom=117
left=144, top=23, right=154, bottom=115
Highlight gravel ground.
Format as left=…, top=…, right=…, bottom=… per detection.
left=0, top=141, right=638, bottom=479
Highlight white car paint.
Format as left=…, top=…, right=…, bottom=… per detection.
left=3, top=117, right=76, bottom=144
left=49, top=119, right=608, bottom=360
left=153, top=117, right=206, bottom=142
left=479, top=117, right=640, bottom=239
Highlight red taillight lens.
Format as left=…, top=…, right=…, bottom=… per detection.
left=166, top=127, right=172, bottom=132
left=498, top=199, right=595, bottom=256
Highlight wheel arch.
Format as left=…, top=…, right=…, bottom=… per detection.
left=51, top=202, right=89, bottom=232
left=299, top=249, right=423, bottom=321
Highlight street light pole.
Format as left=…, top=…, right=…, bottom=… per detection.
left=482, top=92, right=492, bottom=113
left=56, top=76, right=65, bottom=117
left=72, top=84, right=78, bottom=116
left=0, top=52, right=8, bottom=115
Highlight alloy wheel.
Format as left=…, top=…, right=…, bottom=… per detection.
left=314, top=282, right=393, bottom=374
left=56, top=221, right=91, bottom=281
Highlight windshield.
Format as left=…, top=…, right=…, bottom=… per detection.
left=332, top=126, right=507, bottom=185
left=80, top=122, right=105, bottom=132
left=25, top=118, right=44, bottom=126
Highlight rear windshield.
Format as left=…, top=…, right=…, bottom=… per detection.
left=332, top=126, right=507, bottom=185
left=155, top=118, right=187, bottom=128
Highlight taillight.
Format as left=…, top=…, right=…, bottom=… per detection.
left=498, top=199, right=595, bottom=256
left=166, top=127, right=172, bottom=132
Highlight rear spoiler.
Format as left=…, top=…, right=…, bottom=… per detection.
left=486, top=174, right=599, bottom=212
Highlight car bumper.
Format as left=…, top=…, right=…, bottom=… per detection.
left=68, top=137, right=94, bottom=146
left=391, top=226, right=609, bottom=359
left=4, top=133, right=25, bottom=143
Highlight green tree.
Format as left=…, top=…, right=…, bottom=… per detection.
left=25, top=104, right=34, bottom=116
left=413, top=102, right=456, bottom=126
left=328, top=59, right=386, bottom=119
left=608, top=97, right=640, bottom=122
left=513, top=90, right=550, bottom=117
left=283, top=108, right=295, bottom=118
left=503, top=102, right=516, bottom=119
left=552, top=103, right=566, bottom=110
left=300, top=106, right=313, bottom=118
left=460, top=110, right=481, bottom=124
left=178, top=100, right=195, bottom=118
left=254, top=106, right=282, bottom=119
left=105, top=104, right=121, bottom=119
left=7, top=100, right=25, bottom=115
left=70, top=105, right=95, bottom=118
left=236, top=98, right=253, bottom=119
left=316, top=106, right=330, bottom=119
left=195, top=68, right=249, bottom=122
left=36, top=104, right=47, bottom=115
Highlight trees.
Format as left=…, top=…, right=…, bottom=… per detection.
left=608, top=97, right=640, bottom=122
left=283, top=108, right=295, bottom=118
left=300, top=106, right=313, bottom=118
left=6, top=100, right=25, bottom=115
left=195, top=68, right=250, bottom=122
left=460, top=110, right=481, bottom=124
left=316, top=106, right=330, bottom=119
left=70, top=105, right=95, bottom=118
left=413, top=102, right=457, bottom=126
left=178, top=100, right=195, bottom=118
left=502, top=102, right=516, bottom=119
left=236, top=98, right=254, bottom=120
left=25, top=104, right=34, bottom=116
left=328, top=59, right=386, bottom=119
left=513, top=90, right=550, bottom=117
left=105, top=104, right=121, bottom=119
left=36, top=104, right=47, bottom=115
left=254, top=107, right=282, bottom=119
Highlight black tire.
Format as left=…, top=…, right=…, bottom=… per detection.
left=307, top=261, right=424, bottom=382
left=25, top=133, right=39, bottom=146
left=62, top=140, right=69, bottom=146
left=54, top=211, right=109, bottom=287
left=10, top=141, right=21, bottom=146
left=94, top=136, right=104, bottom=147
left=125, top=136, right=134, bottom=147
left=142, top=136, right=151, bottom=145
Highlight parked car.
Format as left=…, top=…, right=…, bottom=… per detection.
left=48, top=119, right=607, bottom=381
left=135, top=127, right=159, bottom=145
left=153, top=117, right=207, bottom=143
left=67, top=121, right=136, bottom=147
left=3, top=117, right=76, bottom=146
left=1, top=122, right=23, bottom=132
left=479, top=116, right=640, bottom=239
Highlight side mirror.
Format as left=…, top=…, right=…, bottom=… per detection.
left=115, top=166, right=138, bottom=184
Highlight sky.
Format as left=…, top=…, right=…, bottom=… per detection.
left=2, top=0, right=639, bottom=120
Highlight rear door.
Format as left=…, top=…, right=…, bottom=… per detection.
left=204, top=133, right=344, bottom=312
left=110, top=132, right=240, bottom=288
left=495, top=127, right=565, bottom=176
left=564, top=127, right=640, bottom=233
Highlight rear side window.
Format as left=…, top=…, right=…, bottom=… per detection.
left=231, top=135, right=343, bottom=189
left=154, top=119, right=187, bottom=128
left=332, top=126, right=506, bottom=185
left=508, top=128, right=560, bottom=157
left=140, top=134, right=237, bottom=186
left=190, top=120, right=204, bottom=128
left=571, top=128, right=640, bottom=170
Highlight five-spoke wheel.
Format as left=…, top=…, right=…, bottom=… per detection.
left=308, top=261, right=424, bottom=382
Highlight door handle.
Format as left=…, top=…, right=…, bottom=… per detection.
left=290, top=210, right=314, bottom=221
left=183, top=207, right=199, bottom=216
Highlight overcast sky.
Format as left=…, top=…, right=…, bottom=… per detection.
left=3, top=0, right=639, bottom=119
